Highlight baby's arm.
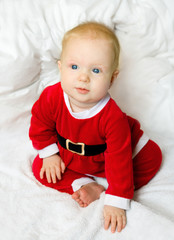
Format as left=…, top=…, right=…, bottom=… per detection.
left=40, top=154, right=66, bottom=183
left=103, top=205, right=126, bottom=233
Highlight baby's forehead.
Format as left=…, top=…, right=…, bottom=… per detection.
left=63, top=33, right=113, bottom=51
left=62, top=36, right=114, bottom=59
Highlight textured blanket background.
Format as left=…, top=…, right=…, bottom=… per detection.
left=0, top=0, right=174, bottom=239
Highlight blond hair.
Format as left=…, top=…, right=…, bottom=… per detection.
left=61, top=22, right=120, bottom=71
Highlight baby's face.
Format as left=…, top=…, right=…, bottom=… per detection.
left=58, top=36, right=117, bottom=112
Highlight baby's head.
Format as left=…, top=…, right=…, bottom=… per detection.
left=61, top=22, right=120, bottom=72
left=58, top=22, right=120, bottom=111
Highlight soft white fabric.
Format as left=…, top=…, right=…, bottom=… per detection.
left=0, top=0, right=174, bottom=239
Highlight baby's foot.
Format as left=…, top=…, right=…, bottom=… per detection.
left=72, top=182, right=105, bottom=207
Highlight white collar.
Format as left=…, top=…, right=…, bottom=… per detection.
left=63, top=92, right=110, bottom=119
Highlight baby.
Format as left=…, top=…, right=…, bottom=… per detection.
left=29, top=22, right=162, bottom=233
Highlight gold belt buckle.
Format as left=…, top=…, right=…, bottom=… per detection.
left=66, top=139, right=85, bottom=156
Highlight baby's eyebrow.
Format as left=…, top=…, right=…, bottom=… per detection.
left=92, top=64, right=107, bottom=70
left=67, top=59, right=77, bottom=62
left=67, top=58, right=80, bottom=64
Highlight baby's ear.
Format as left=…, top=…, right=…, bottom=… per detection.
left=110, top=70, right=119, bottom=87
left=58, top=60, right=61, bottom=71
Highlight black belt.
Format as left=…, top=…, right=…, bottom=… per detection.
left=57, top=133, right=106, bottom=156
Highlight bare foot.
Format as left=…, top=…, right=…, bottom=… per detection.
left=72, top=182, right=105, bottom=207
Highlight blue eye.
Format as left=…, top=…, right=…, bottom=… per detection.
left=92, top=68, right=100, bottom=74
left=72, top=64, right=78, bottom=70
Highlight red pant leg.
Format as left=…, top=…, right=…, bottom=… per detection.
left=133, top=140, right=162, bottom=190
left=32, top=155, right=88, bottom=194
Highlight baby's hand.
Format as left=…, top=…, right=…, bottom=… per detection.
left=103, top=205, right=126, bottom=233
left=40, top=154, right=66, bottom=183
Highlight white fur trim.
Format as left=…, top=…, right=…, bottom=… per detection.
left=132, top=133, right=149, bottom=158
left=104, top=194, right=130, bottom=210
left=64, top=92, right=110, bottom=119
left=38, top=143, right=59, bottom=158
left=71, top=177, right=95, bottom=192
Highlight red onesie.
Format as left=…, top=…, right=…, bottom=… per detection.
left=29, top=82, right=162, bottom=209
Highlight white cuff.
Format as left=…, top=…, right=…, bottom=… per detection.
left=71, top=177, right=95, bottom=192
left=132, top=133, right=149, bottom=158
left=104, top=194, right=130, bottom=210
left=38, top=143, right=59, bottom=158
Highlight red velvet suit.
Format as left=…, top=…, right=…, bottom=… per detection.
left=29, top=82, right=162, bottom=203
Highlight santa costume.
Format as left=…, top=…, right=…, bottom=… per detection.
left=29, top=82, right=162, bottom=209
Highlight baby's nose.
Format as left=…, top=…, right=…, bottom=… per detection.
left=78, top=73, right=90, bottom=82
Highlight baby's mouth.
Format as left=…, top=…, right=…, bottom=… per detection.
left=76, top=87, right=89, bottom=94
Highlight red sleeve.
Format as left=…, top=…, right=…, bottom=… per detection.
left=29, top=84, right=59, bottom=150
left=103, top=102, right=134, bottom=199
left=127, top=115, right=144, bottom=151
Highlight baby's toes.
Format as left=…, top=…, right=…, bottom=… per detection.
left=72, top=191, right=80, bottom=201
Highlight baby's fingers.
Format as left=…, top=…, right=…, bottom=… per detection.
left=46, top=168, right=52, bottom=183
left=61, top=161, right=66, bottom=173
left=55, top=166, right=62, bottom=180
left=40, top=167, right=45, bottom=179
left=122, top=214, right=127, bottom=229
left=104, top=216, right=111, bottom=230
left=116, top=215, right=126, bottom=233
left=116, top=216, right=122, bottom=233
left=111, top=216, right=117, bottom=233
left=50, top=168, right=57, bottom=183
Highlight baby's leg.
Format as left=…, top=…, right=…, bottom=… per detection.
left=133, top=140, right=162, bottom=189
left=32, top=155, right=89, bottom=194
left=32, top=155, right=105, bottom=205
left=72, top=182, right=105, bottom=207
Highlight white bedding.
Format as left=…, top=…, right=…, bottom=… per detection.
left=0, top=0, right=174, bottom=239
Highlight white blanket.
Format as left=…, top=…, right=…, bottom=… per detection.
left=0, top=0, right=174, bottom=239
